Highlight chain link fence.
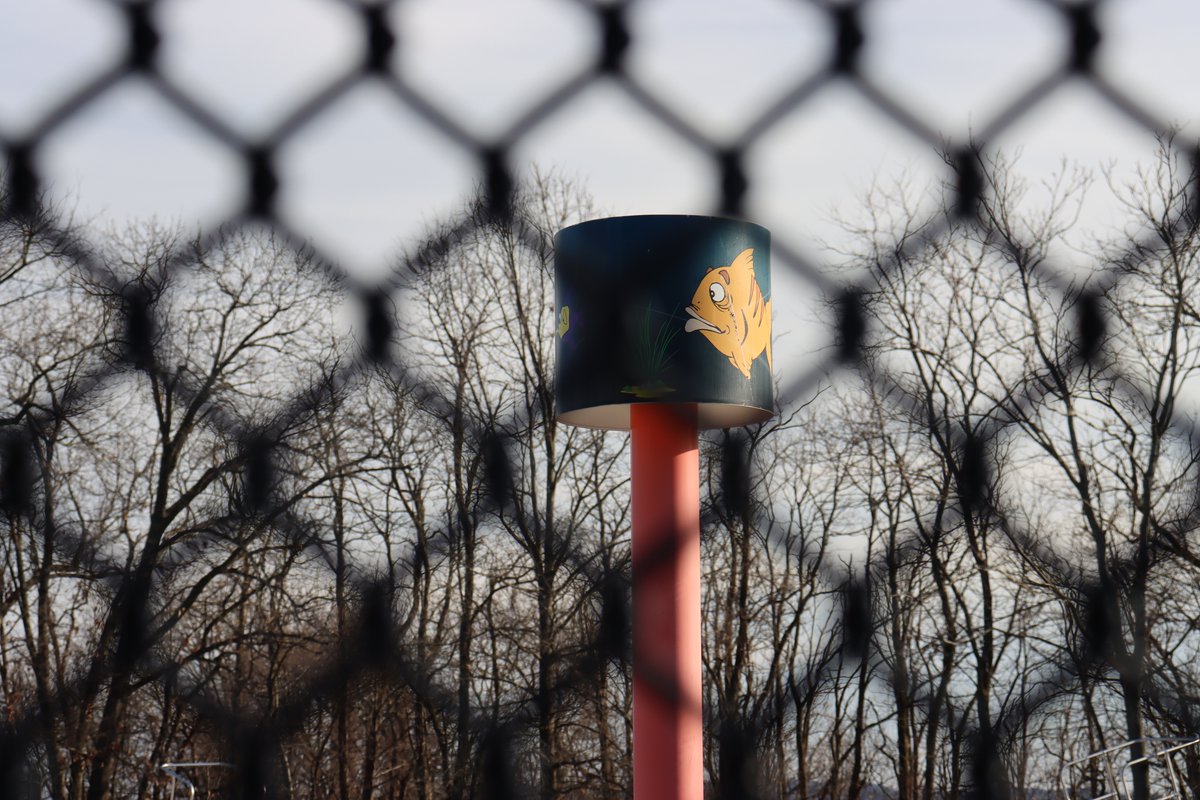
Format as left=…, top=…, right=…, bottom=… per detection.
left=2, top=0, right=1200, bottom=798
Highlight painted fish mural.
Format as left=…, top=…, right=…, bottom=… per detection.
left=684, top=248, right=772, bottom=379
left=555, top=215, right=773, bottom=429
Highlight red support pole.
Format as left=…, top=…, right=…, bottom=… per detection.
left=630, top=403, right=703, bottom=800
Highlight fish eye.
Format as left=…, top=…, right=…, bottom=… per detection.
left=708, top=282, right=726, bottom=303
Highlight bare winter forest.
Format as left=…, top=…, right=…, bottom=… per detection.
left=3, top=143, right=1200, bottom=800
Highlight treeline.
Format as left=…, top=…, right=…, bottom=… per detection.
left=2, top=151, right=1200, bottom=800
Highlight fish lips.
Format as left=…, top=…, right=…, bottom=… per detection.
left=684, top=305, right=724, bottom=334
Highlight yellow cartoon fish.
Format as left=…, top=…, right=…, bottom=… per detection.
left=557, top=305, right=570, bottom=338
left=684, top=248, right=771, bottom=379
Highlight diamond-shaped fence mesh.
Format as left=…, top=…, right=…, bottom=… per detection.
left=2, top=1, right=1200, bottom=798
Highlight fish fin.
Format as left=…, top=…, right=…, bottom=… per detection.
left=730, top=352, right=752, bottom=380
left=731, top=248, right=754, bottom=274
left=765, top=299, right=772, bottom=370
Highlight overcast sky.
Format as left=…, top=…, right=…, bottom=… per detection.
left=2, top=0, right=1199, bottom=379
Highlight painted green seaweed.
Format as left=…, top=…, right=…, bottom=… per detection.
left=621, top=303, right=680, bottom=399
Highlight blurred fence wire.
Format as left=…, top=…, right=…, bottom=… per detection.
left=3, top=1, right=1200, bottom=798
